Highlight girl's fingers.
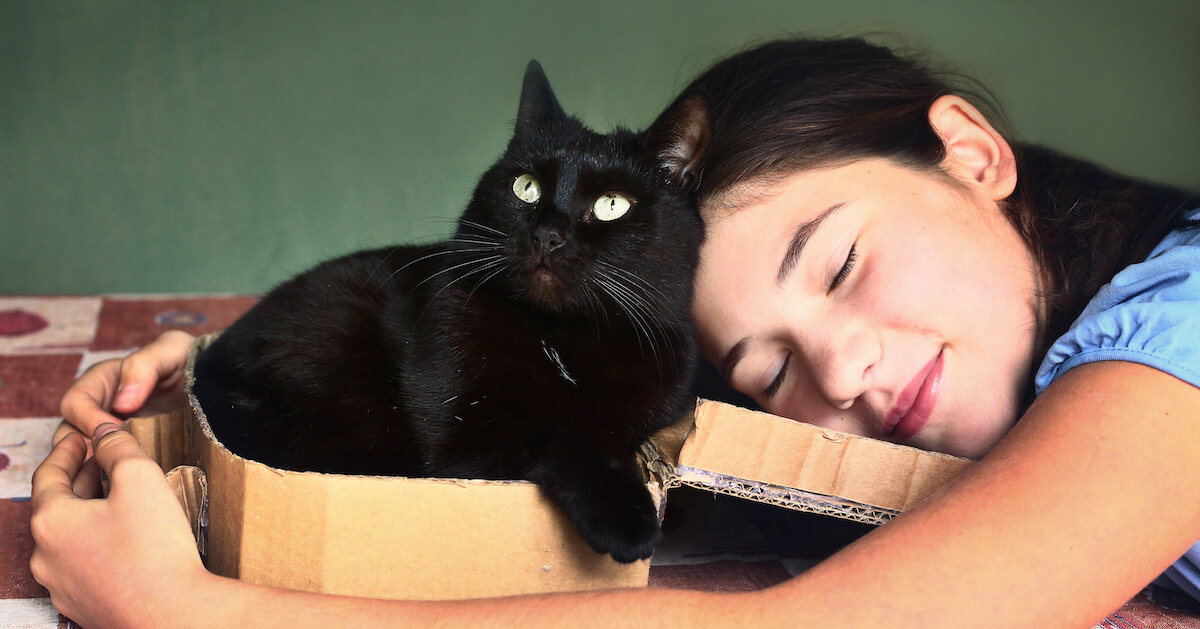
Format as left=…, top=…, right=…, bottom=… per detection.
left=31, top=432, right=89, bottom=510
left=89, top=424, right=164, bottom=496
left=73, top=457, right=105, bottom=499
left=59, top=331, right=196, bottom=439
left=51, top=421, right=82, bottom=447
left=59, top=360, right=124, bottom=438
left=112, top=331, right=194, bottom=415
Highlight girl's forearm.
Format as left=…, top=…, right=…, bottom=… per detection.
left=192, top=572, right=757, bottom=629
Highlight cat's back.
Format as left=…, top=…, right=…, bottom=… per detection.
left=211, top=244, right=438, bottom=356
left=194, top=243, right=445, bottom=473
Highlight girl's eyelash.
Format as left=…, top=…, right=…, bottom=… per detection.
left=763, top=354, right=790, bottom=398
left=830, top=243, right=858, bottom=290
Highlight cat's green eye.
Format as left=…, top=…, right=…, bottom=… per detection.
left=593, top=193, right=632, bottom=222
left=512, top=174, right=541, bottom=204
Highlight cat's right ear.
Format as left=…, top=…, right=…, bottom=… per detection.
left=514, top=60, right=566, bottom=140
left=644, top=92, right=711, bottom=192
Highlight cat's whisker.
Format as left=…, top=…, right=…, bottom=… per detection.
left=596, top=271, right=684, bottom=373
left=601, top=264, right=681, bottom=320
left=599, top=267, right=688, bottom=353
left=596, top=260, right=665, bottom=294
left=362, top=245, right=411, bottom=291
left=463, top=259, right=510, bottom=304
left=406, top=255, right=501, bottom=294
left=466, top=265, right=509, bottom=305
left=597, top=263, right=684, bottom=330
left=592, top=277, right=647, bottom=355
left=416, top=254, right=507, bottom=319
left=369, top=248, right=470, bottom=295
left=446, top=239, right=502, bottom=248
left=581, top=282, right=610, bottom=336
left=445, top=234, right=503, bottom=247
left=370, top=247, right=504, bottom=298
left=594, top=275, right=660, bottom=367
left=457, top=220, right=508, bottom=238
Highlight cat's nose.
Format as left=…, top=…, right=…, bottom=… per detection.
left=531, top=226, right=566, bottom=255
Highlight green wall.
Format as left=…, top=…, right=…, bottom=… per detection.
left=3, top=0, right=1198, bottom=295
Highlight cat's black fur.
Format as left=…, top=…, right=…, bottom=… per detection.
left=192, top=61, right=709, bottom=563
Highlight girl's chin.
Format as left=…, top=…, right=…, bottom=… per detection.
left=934, top=431, right=1003, bottom=460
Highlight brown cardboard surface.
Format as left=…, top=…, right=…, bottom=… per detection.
left=146, top=334, right=656, bottom=600
left=127, top=411, right=187, bottom=473
left=129, top=338, right=973, bottom=600
left=673, top=400, right=974, bottom=523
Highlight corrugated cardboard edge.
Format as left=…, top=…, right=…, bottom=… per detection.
left=165, top=464, right=208, bottom=555
left=669, top=399, right=974, bottom=524
left=174, top=333, right=657, bottom=600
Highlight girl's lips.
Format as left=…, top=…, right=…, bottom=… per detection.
left=885, top=349, right=944, bottom=441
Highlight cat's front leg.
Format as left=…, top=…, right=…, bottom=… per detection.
left=527, top=450, right=660, bottom=564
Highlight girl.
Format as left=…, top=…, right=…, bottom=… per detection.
left=31, top=37, right=1200, bottom=628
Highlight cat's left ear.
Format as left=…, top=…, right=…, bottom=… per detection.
left=644, top=92, right=711, bottom=192
left=514, top=60, right=567, bottom=140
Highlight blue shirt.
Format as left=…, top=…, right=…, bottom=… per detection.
left=1034, top=209, right=1200, bottom=599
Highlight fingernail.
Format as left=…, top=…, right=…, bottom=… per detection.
left=115, top=384, right=136, bottom=403
left=93, top=422, right=120, bottom=441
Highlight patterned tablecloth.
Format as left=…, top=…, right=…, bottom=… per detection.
left=2, top=294, right=1198, bottom=628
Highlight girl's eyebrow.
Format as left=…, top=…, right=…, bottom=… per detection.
left=776, top=202, right=847, bottom=287
left=719, top=337, right=750, bottom=383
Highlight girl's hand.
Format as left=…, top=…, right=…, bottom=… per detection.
left=61, top=330, right=195, bottom=439
left=30, top=423, right=213, bottom=629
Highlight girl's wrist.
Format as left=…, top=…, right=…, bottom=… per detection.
left=157, top=569, right=245, bottom=629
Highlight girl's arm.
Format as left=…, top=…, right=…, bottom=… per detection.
left=759, top=359, right=1200, bottom=627
left=34, top=358, right=1200, bottom=628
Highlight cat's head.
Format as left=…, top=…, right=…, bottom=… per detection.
left=453, top=61, right=709, bottom=325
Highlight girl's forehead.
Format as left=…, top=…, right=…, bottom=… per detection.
left=700, top=166, right=856, bottom=237
left=701, top=157, right=941, bottom=215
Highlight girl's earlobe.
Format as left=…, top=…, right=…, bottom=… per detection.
left=928, top=95, right=1017, bottom=200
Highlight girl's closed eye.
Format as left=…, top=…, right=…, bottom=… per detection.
left=763, top=352, right=791, bottom=398
left=829, top=243, right=858, bottom=291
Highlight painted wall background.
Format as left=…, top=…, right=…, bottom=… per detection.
left=3, top=0, right=1198, bottom=294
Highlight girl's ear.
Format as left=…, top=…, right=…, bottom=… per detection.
left=928, top=95, right=1017, bottom=201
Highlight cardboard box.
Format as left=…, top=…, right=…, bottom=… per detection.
left=128, top=335, right=973, bottom=600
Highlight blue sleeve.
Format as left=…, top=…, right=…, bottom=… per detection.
left=1033, top=222, right=1200, bottom=395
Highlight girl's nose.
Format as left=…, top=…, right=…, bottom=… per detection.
left=807, top=318, right=879, bottom=409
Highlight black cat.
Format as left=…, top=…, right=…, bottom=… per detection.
left=193, top=61, right=709, bottom=563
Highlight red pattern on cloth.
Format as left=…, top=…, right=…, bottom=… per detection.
left=91, top=296, right=258, bottom=351
left=0, top=309, right=51, bottom=337
left=0, top=354, right=81, bottom=418
left=0, top=499, right=48, bottom=600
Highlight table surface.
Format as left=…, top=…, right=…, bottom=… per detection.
left=2, top=294, right=1198, bottom=628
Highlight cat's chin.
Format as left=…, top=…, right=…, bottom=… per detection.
left=513, top=267, right=587, bottom=314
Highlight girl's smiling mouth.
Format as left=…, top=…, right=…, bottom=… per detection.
left=886, top=349, right=944, bottom=441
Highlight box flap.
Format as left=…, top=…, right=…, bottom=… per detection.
left=675, top=400, right=973, bottom=524
left=164, top=464, right=208, bottom=555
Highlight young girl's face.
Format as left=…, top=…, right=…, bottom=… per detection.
left=693, top=158, right=1042, bottom=459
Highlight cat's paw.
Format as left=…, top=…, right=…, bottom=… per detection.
left=569, top=484, right=662, bottom=564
